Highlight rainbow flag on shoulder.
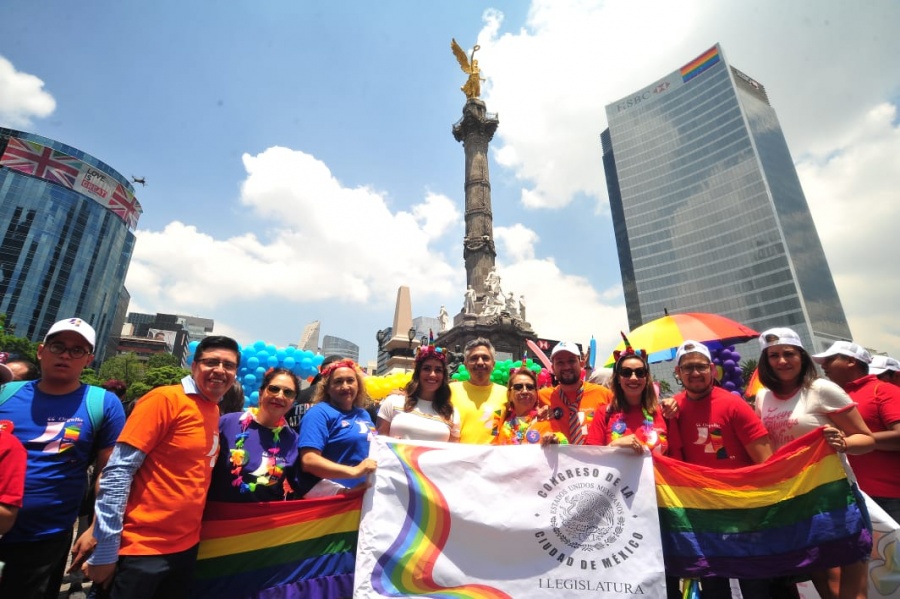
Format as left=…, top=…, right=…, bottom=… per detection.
left=654, top=428, right=872, bottom=579
left=192, top=492, right=363, bottom=599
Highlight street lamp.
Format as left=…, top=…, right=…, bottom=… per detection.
left=406, top=327, right=417, bottom=372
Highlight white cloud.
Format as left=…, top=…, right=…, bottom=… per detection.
left=797, top=103, right=900, bottom=355
left=126, top=147, right=463, bottom=313
left=495, top=223, right=539, bottom=261
left=476, top=0, right=900, bottom=210
left=0, top=56, right=55, bottom=127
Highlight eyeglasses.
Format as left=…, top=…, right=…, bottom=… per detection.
left=619, top=367, right=647, bottom=379
left=265, top=384, right=297, bottom=399
left=679, top=363, right=711, bottom=374
left=511, top=383, right=536, bottom=391
left=46, top=342, right=91, bottom=359
left=196, top=358, right=239, bottom=372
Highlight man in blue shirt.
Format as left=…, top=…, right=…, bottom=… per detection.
left=0, top=318, right=126, bottom=599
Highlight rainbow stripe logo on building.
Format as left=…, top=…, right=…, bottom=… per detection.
left=680, top=46, right=720, bottom=83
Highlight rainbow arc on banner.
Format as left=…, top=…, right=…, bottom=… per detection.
left=655, top=428, right=872, bottom=579
left=371, top=443, right=511, bottom=598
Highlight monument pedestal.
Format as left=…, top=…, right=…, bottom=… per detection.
left=435, top=311, right=534, bottom=361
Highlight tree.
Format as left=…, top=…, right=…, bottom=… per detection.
left=98, top=353, right=146, bottom=387
left=147, top=353, right=181, bottom=369
left=80, top=367, right=104, bottom=387
left=0, top=313, right=39, bottom=363
left=657, top=379, right=673, bottom=396
left=143, top=365, right=190, bottom=389
left=126, top=382, right=152, bottom=403
left=740, top=358, right=758, bottom=379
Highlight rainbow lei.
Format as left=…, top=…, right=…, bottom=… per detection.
left=610, top=407, right=665, bottom=450
left=492, top=407, right=540, bottom=445
left=230, top=408, right=286, bottom=494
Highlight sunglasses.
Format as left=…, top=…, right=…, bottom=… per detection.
left=619, top=367, right=647, bottom=379
left=511, top=383, right=536, bottom=391
left=265, top=384, right=297, bottom=399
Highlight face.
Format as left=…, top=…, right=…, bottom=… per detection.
left=327, top=366, right=359, bottom=409
left=551, top=352, right=582, bottom=386
left=820, top=354, right=856, bottom=387
left=617, top=357, right=647, bottom=403
left=508, top=374, right=537, bottom=414
left=464, top=345, right=495, bottom=385
left=37, top=332, right=94, bottom=386
left=676, top=353, right=714, bottom=396
left=417, top=359, right=445, bottom=395
left=765, top=345, right=802, bottom=385
left=191, top=348, right=239, bottom=400
left=260, top=373, right=297, bottom=419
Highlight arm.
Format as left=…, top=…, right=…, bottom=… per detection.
left=85, top=443, right=146, bottom=586
left=69, top=445, right=115, bottom=571
left=0, top=503, right=18, bottom=535
left=300, top=448, right=376, bottom=481
left=826, top=407, right=875, bottom=454
left=375, top=417, right=391, bottom=437
left=745, top=436, right=773, bottom=463
left=871, top=421, right=900, bottom=451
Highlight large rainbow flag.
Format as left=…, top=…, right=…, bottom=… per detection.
left=655, top=428, right=872, bottom=579
left=192, top=492, right=363, bottom=599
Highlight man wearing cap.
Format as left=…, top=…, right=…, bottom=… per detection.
left=813, top=341, right=900, bottom=523
left=538, top=341, right=613, bottom=444
left=666, top=340, right=773, bottom=598
left=870, top=355, right=900, bottom=388
left=451, top=338, right=508, bottom=443
left=0, top=318, right=126, bottom=599
left=86, top=335, right=240, bottom=598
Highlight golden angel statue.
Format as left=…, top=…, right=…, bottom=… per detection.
left=451, top=38, right=485, bottom=99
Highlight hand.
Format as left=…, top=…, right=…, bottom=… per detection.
left=85, top=562, right=116, bottom=588
left=823, top=426, right=847, bottom=453
left=540, top=433, right=559, bottom=446
left=353, top=458, right=377, bottom=478
left=535, top=404, right=550, bottom=421
left=68, top=528, right=97, bottom=573
left=660, top=397, right=679, bottom=419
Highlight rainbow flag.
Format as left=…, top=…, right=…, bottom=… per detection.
left=192, top=493, right=363, bottom=599
left=680, top=46, right=720, bottom=82
left=655, top=428, right=872, bottom=579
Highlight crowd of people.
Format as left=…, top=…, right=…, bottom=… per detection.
left=0, top=317, right=898, bottom=599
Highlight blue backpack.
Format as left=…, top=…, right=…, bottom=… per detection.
left=0, top=381, right=106, bottom=432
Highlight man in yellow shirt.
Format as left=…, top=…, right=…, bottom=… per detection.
left=451, top=338, right=508, bottom=443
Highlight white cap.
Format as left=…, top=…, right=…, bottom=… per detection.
left=811, top=341, right=872, bottom=365
left=759, top=327, right=803, bottom=352
left=550, top=341, right=581, bottom=360
left=869, top=355, right=900, bottom=376
left=675, top=340, right=711, bottom=364
left=43, top=318, right=96, bottom=351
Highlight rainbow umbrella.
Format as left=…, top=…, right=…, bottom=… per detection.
left=604, top=312, right=759, bottom=366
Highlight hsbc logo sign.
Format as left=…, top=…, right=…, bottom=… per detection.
left=615, top=81, right=670, bottom=112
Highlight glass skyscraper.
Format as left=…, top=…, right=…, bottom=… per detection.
left=601, top=44, right=850, bottom=352
left=0, top=128, right=141, bottom=361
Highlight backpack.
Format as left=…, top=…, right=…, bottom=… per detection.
left=0, top=381, right=106, bottom=432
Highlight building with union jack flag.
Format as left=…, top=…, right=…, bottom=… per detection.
left=0, top=128, right=141, bottom=361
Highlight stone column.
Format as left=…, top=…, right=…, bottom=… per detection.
left=453, top=98, right=499, bottom=303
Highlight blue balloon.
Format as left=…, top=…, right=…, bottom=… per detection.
left=266, top=344, right=277, bottom=355
left=285, top=346, right=296, bottom=355
left=300, top=357, right=313, bottom=370
left=255, top=366, right=266, bottom=378
left=312, top=354, right=324, bottom=367
left=247, top=357, right=260, bottom=369
left=254, top=340, right=266, bottom=351
left=267, top=355, right=279, bottom=368
left=276, top=349, right=286, bottom=360
left=244, top=374, right=257, bottom=386
left=185, top=355, right=193, bottom=365
left=282, top=356, right=296, bottom=369
left=246, top=391, right=259, bottom=407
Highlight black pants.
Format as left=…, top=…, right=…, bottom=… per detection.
left=0, top=529, right=73, bottom=599
left=92, top=544, right=200, bottom=599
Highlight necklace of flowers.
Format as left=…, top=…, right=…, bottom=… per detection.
left=505, top=406, right=540, bottom=444
left=610, top=406, right=664, bottom=449
left=230, top=408, right=286, bottom=494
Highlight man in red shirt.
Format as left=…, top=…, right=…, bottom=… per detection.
left=666, top=340, right=772, bottom=598
left=813, top=341, right=900, bottom=523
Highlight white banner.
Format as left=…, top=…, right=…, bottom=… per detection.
left=74, top=164, right=116, bottom=204
left=355, top=438, right=666, bottom=598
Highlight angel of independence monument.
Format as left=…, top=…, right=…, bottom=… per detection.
left=433, top=39, right=535, bottom=359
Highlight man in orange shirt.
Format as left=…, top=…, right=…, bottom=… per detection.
left=86, top=336, right=240, bottom=598
left=538, top=341, right=613, bottom=444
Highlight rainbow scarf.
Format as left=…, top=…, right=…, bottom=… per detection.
left=655, top=428, right=872, bottom=579
left=192, top=493, right=363, bottom=599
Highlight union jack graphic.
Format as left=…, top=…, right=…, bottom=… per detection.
left=110, top=183, right=143, bottom=229
left=0, top=137, right=80, bottom=188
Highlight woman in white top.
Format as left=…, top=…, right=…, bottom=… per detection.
left=377, top=346, right=460, bottom=442
left=755, top=327, right=874, bottom=599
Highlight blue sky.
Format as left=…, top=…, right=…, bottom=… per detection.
left=2, top=0, right=899, bottom=364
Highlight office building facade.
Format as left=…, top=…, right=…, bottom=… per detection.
left=601, top=44, right=851, bottom=352
left=0, top=129, right=142, bottom=361
left=321, top=335, right=360, bottom=363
